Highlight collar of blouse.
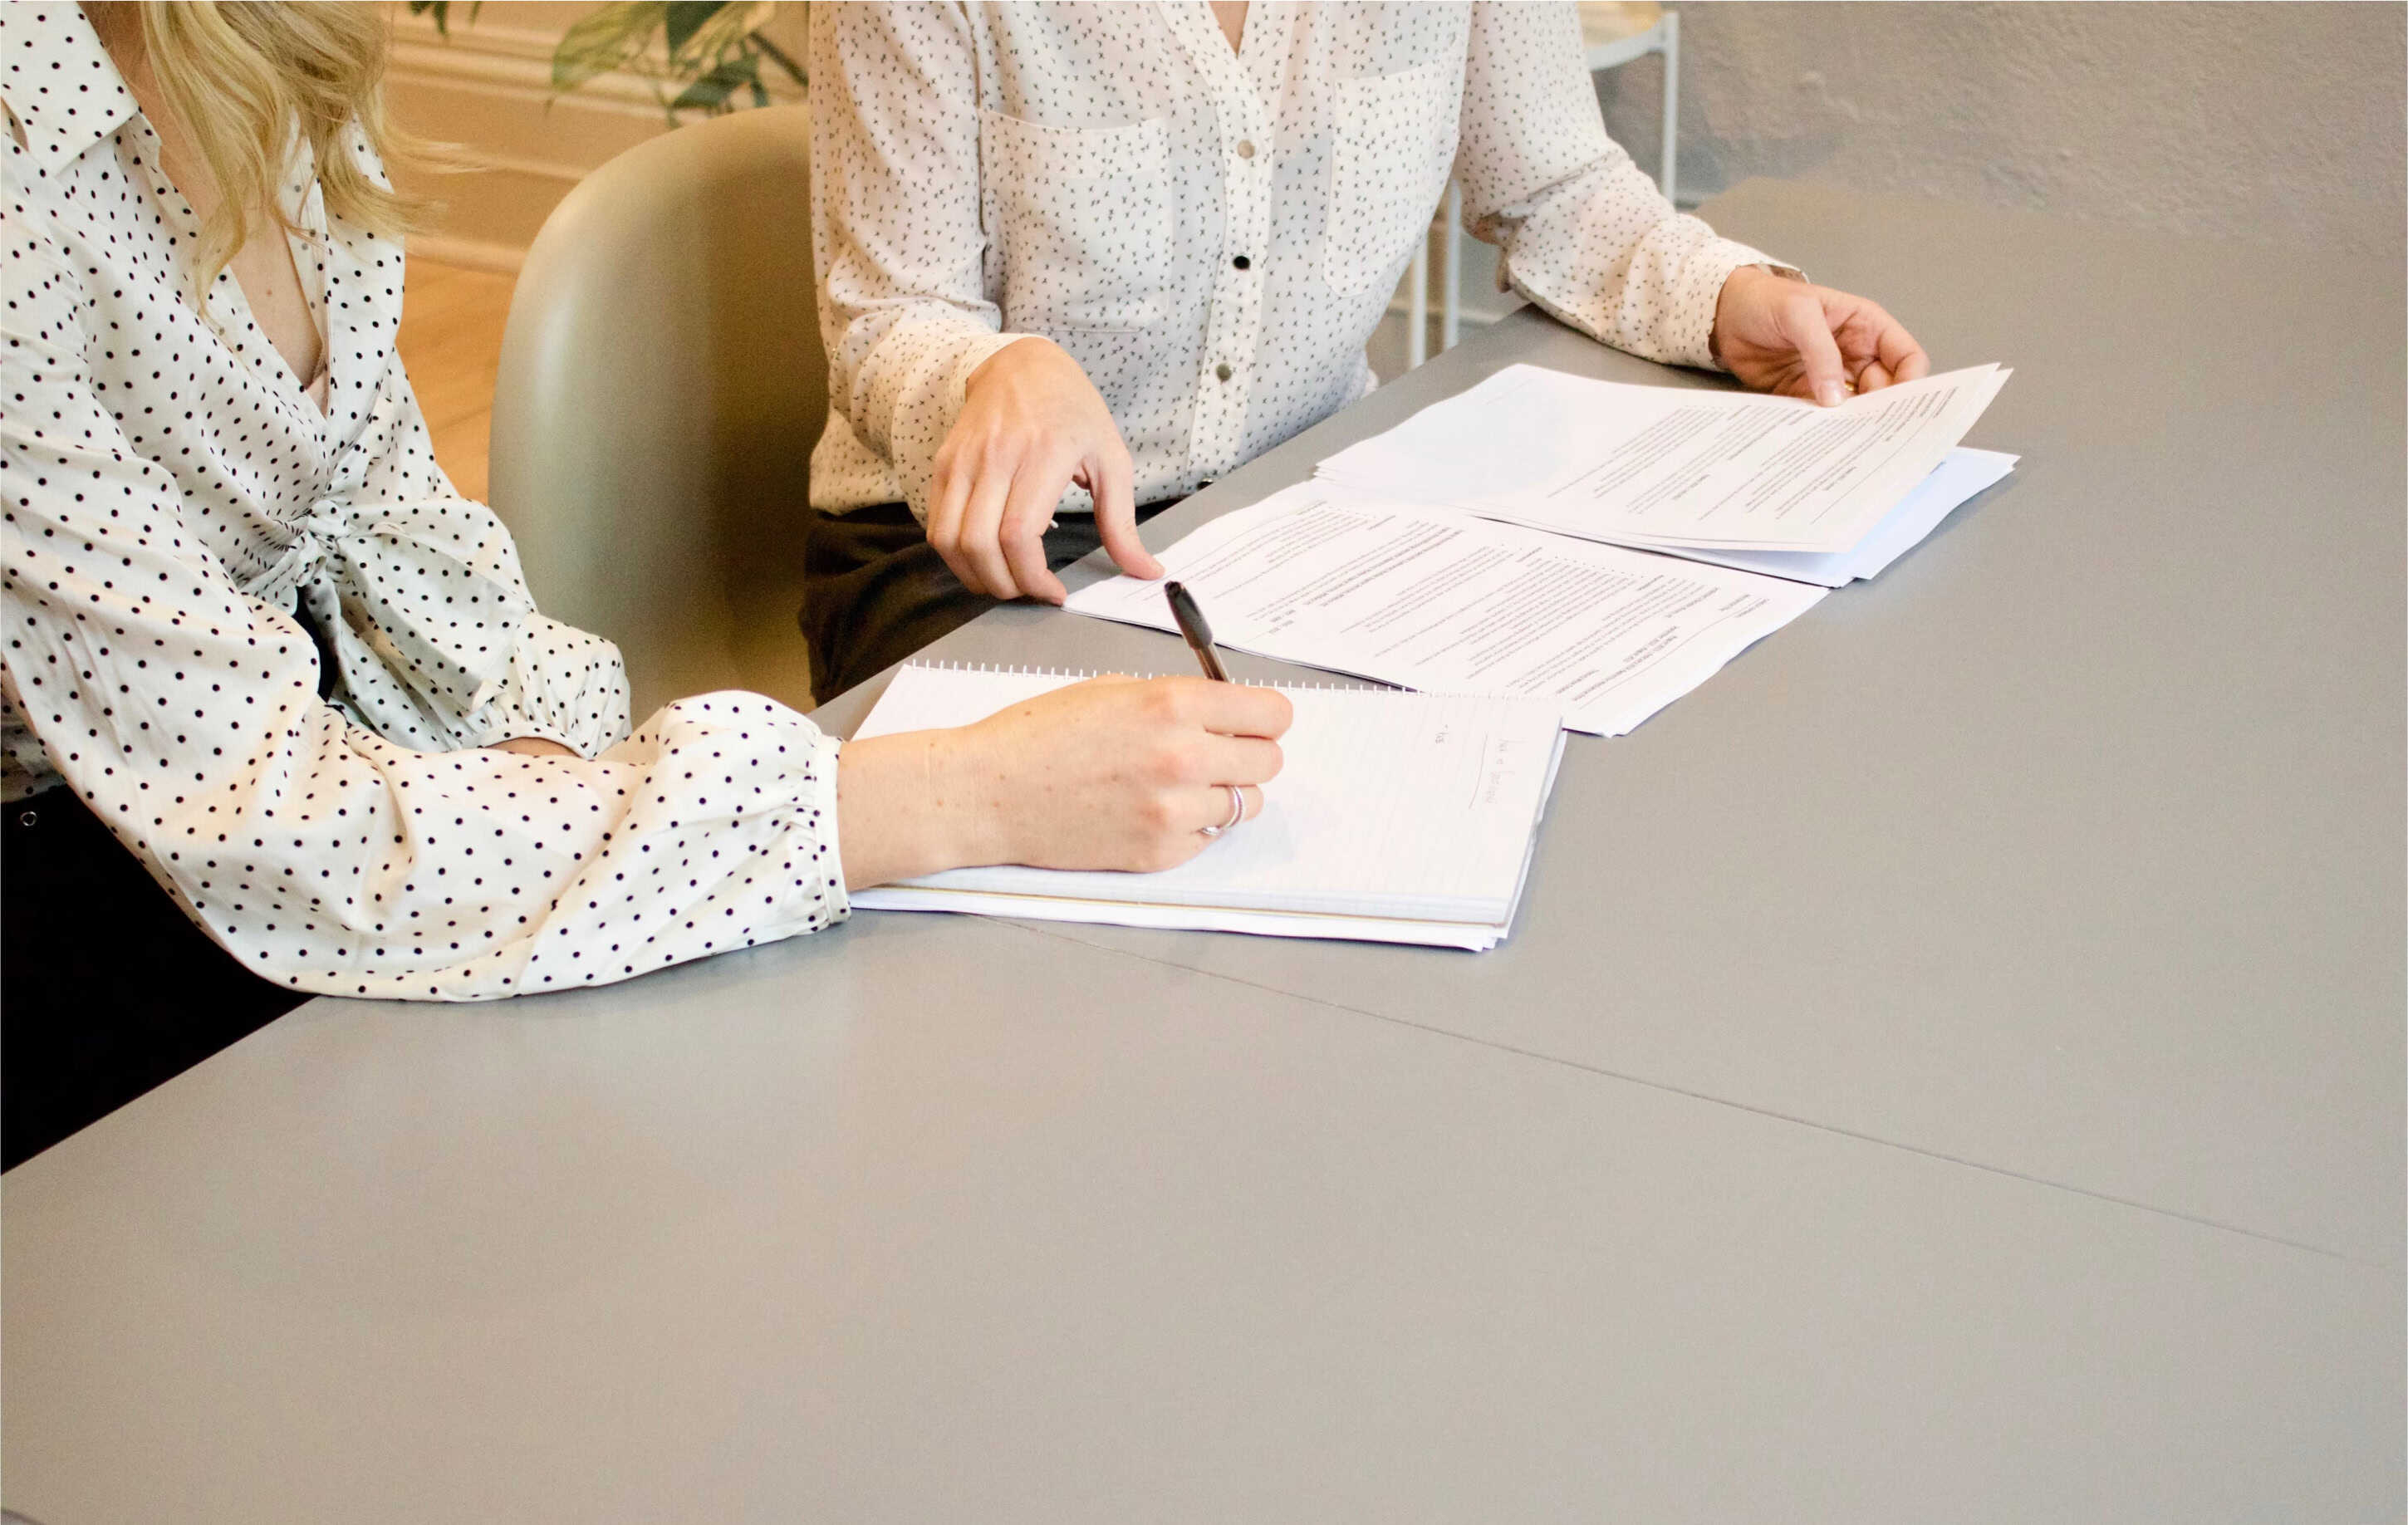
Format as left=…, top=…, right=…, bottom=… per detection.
left=3, top=4, right=539, bottom=723
left=4, top=6, right=141, bottom=174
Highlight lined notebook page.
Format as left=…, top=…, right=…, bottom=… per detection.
left=851, top=666, right=1566, bottom=925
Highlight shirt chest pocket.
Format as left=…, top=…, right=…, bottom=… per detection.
left=980, top=110, right=1174, bottom=329
left=1322, top=62, right=1460, bottom=297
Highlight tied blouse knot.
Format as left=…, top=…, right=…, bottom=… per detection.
left=251, top=485, right=537, bottom=720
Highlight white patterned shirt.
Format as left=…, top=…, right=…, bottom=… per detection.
left=808, top=0, right=1783, bottom=520
left=2, top=6, right=847, bottom=1001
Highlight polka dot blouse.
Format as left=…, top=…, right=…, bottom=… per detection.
left=808, top=1, right=1788, bottom=522
left=2, top=7, right=847, bottom=1002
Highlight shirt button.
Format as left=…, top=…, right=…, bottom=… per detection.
left=1214, top=363, right=1233, bottom=381
left=1235, top=140, right=1257, bottom=159
left=1232, top=255, right=1251, bottom=270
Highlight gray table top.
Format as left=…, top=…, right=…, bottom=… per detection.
left=6, top=181, right=2401, bottom=1523
left=821, top=179, right=2408, bottom=1270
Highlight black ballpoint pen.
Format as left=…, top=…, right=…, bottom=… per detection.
left=1163, top=581, right=1229, bottom=683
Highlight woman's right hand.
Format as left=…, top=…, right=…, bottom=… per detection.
left=836, top=675, right=1292, bottom=890
left=926, top=337, right=1165, bottom=603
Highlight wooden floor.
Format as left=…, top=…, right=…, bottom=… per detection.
left=395, top=258, right=517, bottom=504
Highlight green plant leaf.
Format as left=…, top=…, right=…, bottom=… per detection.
left=408, top=2, right=484, bottom=41
left=553, top=2, right=667, bottom=91
left=669, top=55, right=759, bottom=115
left=661, top=2, right=729, bottom=61
left=673, top=1, right=780, bottom=68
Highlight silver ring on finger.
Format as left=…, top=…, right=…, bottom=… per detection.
left=1197, top=782, right=1246, bottom=839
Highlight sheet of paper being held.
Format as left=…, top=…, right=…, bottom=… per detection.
left=1317, top=361, right=2010, bottom=556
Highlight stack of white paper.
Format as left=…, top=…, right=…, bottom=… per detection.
left=1318, top=362, right=2012, bottom=563
left=1065, top=483, right=1826, bottom=737
left=1662, top=445, right=2018, bottom=588
left=849, top=664, right=1567, bottom=951
left=1057, top=359, right=2012, bottom=746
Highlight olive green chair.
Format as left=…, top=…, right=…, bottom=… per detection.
left=487, top=105, right=822, bottom=718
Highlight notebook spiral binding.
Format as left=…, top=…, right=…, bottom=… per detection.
left=906, top=660, right=1387, bottom=693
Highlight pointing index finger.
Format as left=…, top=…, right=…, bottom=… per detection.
left=1089, top=440, right=1164, bottom=581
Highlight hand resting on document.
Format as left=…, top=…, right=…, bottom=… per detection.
left=1712, top=266, right=1931, bottom=407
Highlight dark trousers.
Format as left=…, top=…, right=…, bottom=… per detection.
left=799, top=500, right=1179, bottom=704
left=2, top=789, right=307, bottom=1169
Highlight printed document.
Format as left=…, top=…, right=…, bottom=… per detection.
left=1063, top=483, right=1825, bottom=737
left=1317, top=362, right=2010, bottom=555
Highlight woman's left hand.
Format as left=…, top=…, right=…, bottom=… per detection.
left=1712, top=266, right=1930, bottom=407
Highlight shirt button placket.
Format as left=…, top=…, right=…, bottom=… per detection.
left=1197, top=103, right=1270, bottom=482
left=1180, top=2, right=1275, bottom=488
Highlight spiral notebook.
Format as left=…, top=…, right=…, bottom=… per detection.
left=847, top=664, right=1568, bottom=951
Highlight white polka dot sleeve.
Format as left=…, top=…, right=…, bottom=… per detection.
left=808, top=2, right=1029, bottom=522
left=3, top=231, right=849, bottom=1002
left=1458, top=2, right=1785, bottom=371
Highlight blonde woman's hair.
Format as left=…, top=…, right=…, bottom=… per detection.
left=125, top=2, right=426, bottom=291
